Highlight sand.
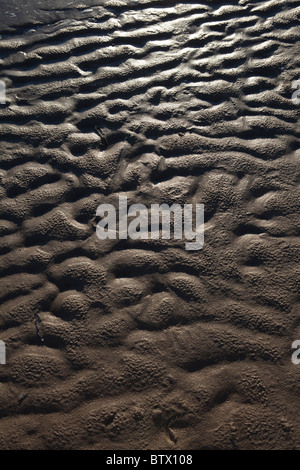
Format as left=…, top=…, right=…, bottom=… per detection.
left=0, top=0, right=300, bottom=450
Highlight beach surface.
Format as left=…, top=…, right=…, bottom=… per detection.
left=0, top=0, right=300, bottom=450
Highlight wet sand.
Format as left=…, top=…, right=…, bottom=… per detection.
left=0, top=0, right=300, bottom=450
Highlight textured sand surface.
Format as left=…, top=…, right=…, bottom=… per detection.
left=0, top=0, right=300, bottom=450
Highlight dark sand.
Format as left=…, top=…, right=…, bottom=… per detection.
left=0, top=0, right=300, bottom=450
